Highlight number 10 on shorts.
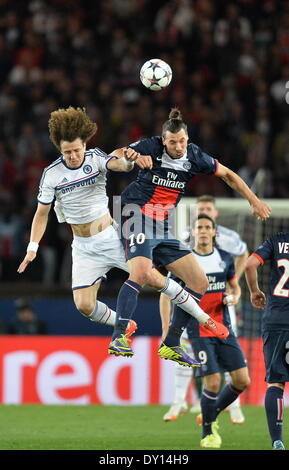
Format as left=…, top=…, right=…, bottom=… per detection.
left=129, top=233, right=146, bottom=246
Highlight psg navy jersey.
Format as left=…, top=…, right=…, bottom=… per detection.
left=253, top=232, right=289, bottom=331
left=121, top=137, right=218, bottom=221
left=187, top=247, right=236, bottom=338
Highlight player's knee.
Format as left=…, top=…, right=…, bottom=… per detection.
left=211, top=382, right=220, bottom=394
left=145, top=271, right=165, bottom=290
left=205, top=374, right=221, bottom=393
left=186, top=277, right=209, bottom=295
left=232, top=375, right=251, bottom=391
left=243, top=375, right=251, bottom=389
left=199, top=277, right=209, bottom=294
left=75, top=299, right=94, bottom=317
left=130, top=270, right=152, bottom=287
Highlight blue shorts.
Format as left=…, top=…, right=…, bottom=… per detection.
left=120, top=212, right=191, bottom=268
left=263, top=330, right=289, bottom=383
left=191, top=334, right=247, bottom=377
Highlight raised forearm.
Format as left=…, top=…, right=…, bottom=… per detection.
left=235, top=250, right=249, bottom=279
left=217, top=164, right=271, bottom=220
left=220, top=169, right=258, bottom=205
left=231, top=283, right=241, bottom=302
left=108, top=148, right=135, bottom=172
left=245, top=264, right=260, bottom=293
left=109, top=147, right=153, bottom=171
left=109, top=156, right=135, bottom=172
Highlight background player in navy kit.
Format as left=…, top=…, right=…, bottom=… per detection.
left=245, top=233, right=289, bottom=450
left=186, top=215, right=250, bottom=448
left=163, top=195, right=248, bottom=423
left=108, top=107, right=271, bottom=363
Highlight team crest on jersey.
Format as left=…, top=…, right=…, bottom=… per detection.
left=219, top=260, right=226, bottom=269
left=183, top=162, right=191, bottom=170
left=83, top=165, right=92, bottom=174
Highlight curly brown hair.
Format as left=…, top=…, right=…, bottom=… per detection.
left=48, top=106, right=97, bottom=150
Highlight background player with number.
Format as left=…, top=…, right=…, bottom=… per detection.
left=187, top=214, right=250, bottom=448
left=162, top=195, right=248, bottom=424
left=245, top=232, right=289, bottom=450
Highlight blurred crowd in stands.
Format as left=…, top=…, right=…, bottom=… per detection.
left=0, top=297, right=48, bottom=334
left=1, top=0, right=289, bottom=285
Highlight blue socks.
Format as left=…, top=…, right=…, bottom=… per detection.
left=265, top=386, right=284, bottom=445
left=164, top=305, right=191, bottom=347
left=201, top=389, right=218, bottom=437
left=201, top=384, right=244, bottom=437
left=164, top=288, right=202, bottom=347
left=215, top=384, right=243, bottom=417
left=112, top=280, right=141, bottom=340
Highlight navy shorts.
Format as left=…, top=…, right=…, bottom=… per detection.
left=263, top=330, right=289, bottom=383
left=120, top=211, right=191, bottom=268
left=191, top=334, right=247, bottom=377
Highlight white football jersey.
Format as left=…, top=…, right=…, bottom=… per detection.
left=215, top=224, right=247, bottom=256
left=38, top=148, right=116, bottom=224
left=181, top=224, right=247, bottom=257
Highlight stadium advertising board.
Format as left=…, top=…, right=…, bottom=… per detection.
left=0, top=336, right=174, bottom=404
left=0, top=336, right=283, bottom=405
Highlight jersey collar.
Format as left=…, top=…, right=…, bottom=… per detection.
left=193, top=248, right=215, bottom=257
left=163, top=149, right=188, bottom=160
left=61, top=154, right=86, bottom=170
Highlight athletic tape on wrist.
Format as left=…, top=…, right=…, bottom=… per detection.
left=123, top=157, right=135, bottom=169
left=27, top=241, right=39, bottom=253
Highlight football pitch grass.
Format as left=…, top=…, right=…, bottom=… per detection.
left=0, top=404, right=287, bottom=451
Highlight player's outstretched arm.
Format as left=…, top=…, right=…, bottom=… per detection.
left=216, top=163, right=271, bottom=221
left=17, top=203, right=51, bottom=274
left=245, top=254, right=266, bottom=309
left=108, top=147, right=153, bottom=172
left=234, top=249, right=249, bottom=280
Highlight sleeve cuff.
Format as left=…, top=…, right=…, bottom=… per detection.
left=105, top=156, right=117, bottom=169
left=252, top=253, right=265, bottom=265
left=214, top=159, right=219, bottom=175
left=37, top=199, right=53, bottom=205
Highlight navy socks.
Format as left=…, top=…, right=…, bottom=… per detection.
left=112, top=280, right=141, bottom=340
left=215, top=384, right=243, bottom=417
left=164, top=305, right=191, bottom=347
left=265, top=386, right=284, bottom=444
left=201, top=389, right=218, bottom=437
left=164, top=288, right=203, bottom=347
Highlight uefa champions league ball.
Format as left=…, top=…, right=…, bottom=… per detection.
left=140, top=59, right=172, bottom=91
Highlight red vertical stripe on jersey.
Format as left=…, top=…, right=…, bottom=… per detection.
left=199, top=292, right=224, bottom=337
left=141, top=186, right=180, bottom=221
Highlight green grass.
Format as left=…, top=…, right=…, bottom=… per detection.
left=0, top=405, right=287, bottom=450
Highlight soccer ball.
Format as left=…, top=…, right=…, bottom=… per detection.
left=140, top=59, right=172, bottom=91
